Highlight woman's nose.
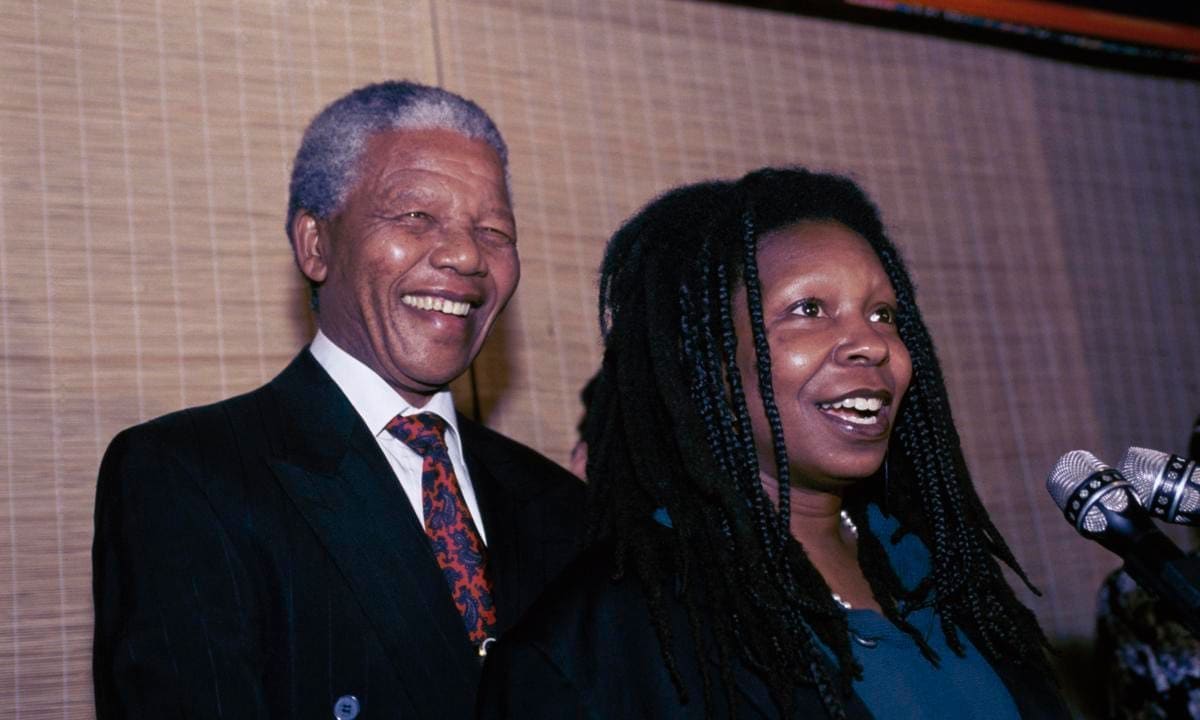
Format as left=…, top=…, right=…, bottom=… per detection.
left=835, top=320, right=890, bottom=366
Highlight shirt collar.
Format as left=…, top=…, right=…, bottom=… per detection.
left=308, top=330, right=461, bottom=439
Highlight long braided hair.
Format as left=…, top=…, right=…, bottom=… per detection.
left=585, top=167, right=1051, bottom=718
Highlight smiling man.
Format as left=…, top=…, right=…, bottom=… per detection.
left=93, top=81, right=584, bottom=720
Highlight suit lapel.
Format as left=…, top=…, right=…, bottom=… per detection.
left=265, top=351, right=479, bottom=716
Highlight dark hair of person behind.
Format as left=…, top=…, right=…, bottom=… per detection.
left=576, top=373, right=599, bottom=437
left=584, top=167, right=1052, bottom=718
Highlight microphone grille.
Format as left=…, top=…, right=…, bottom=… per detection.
left=1046, top=450, right=1104, bottom=509
left=1121, top=446, right=1200, bottom=516
left=1046, top=450, right=1128, bottom=533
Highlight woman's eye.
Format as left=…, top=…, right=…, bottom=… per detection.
left=791, top=299, right=824, bottom=318
left=869, top=306, right=896, bottom=324
left=403, top=211, right=432, bottom=221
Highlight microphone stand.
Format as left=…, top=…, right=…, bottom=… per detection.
left=1091, top=499, right=1200, bottom=639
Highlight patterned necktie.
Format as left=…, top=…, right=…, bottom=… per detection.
left=385, top=412, right=497, bottom=646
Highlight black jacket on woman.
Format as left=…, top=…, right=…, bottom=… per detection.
left=479, top=544, right=1070, bottom=719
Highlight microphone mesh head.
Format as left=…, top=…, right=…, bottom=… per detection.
left=1121, top=446, right=1200, bottom=514
left=1046, top=450, right=1128, bottom=533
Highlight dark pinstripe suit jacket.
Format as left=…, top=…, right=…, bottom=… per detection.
left=93, top=349, right=585, bottom=719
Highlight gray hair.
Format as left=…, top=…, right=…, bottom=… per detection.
left=286, top=80, right=508, bottom=241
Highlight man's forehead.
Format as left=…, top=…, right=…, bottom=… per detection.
left=365, top=128, right=503, bottom=170
left=360, top=129, right=510, bottom=201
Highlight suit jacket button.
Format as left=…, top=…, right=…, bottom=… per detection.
left=333, top=695, right=360, bottom=720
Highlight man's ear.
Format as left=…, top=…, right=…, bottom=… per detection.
left=291, top=210, right=328, bottom=284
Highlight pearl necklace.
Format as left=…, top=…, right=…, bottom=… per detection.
left=830, top=509, right=859, bottom=611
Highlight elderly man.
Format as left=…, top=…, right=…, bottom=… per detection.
left=93, top=81, right=584, bottom=719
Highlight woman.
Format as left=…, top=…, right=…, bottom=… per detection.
left=480, top=168, right=1068, bottom=718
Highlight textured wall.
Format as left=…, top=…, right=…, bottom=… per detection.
left=1, top=0, right=1197, bottom=715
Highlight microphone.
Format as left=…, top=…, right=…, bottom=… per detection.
left=1120, top=446, right=1200, bottom=525
left=1046, top=450, right=1200, bottom=637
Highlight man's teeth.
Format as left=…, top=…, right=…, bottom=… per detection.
left=401, top=295, right=471, bottom=317
left=819, top=397, right=884, bottom=413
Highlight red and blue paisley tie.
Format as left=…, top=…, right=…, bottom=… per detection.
left=385, top=412, right=497, bottom=646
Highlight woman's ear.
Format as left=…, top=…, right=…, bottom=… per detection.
left=291, top=210, right=328, bottom=284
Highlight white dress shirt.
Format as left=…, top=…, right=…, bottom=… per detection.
left=308, top=330, right=488, bottom=545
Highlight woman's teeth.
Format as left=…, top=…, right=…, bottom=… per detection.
left=818, top=397, right=884, bottom=425
left=401, top=295, right=471, bottom=317
left=820, top=397, right=883, bottom=412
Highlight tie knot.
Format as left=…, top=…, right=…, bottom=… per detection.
left=385, top=412, right=449, bottom=457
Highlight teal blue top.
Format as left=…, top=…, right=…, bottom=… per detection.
left=844, top=505, right=1021, bottom=720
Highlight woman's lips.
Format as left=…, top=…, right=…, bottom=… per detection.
left=815, top=390, right=894, bottom=437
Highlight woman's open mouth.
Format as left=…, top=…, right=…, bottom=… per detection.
left=816, top=391, right=892, bottom=427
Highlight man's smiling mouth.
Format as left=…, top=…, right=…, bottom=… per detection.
left=401, top=294, right=472, bottom=317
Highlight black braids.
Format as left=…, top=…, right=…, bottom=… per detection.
left=902, top=365, right=962, bottom=584
left=779, top=534, right=859, bottom=685
left=848, top=500, right=941, bottom=664
left=718, top=267, right=788, bottom=568
left=739, top=205, right=794, bottom=555
left=710, top=264, right=748, bottom=489
left=791, top=613, right=850, bottom=720
left=616, top=331, right=701, bottom=699
left=678, top=285, right=724, bottom=475
left=692, top=256, right=742, bottom=484
left=718, top=283, right=782, bottom=564
left=714, top=260, right=757, bottom=487
left=680, top=235, right=734, bottom=492
left=935, top=446, right=991, bottom=656
left=920, top=361, right=990, bottom=651
left=908, top=415, right=971, bottom=654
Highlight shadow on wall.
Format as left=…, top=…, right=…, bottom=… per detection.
left=454, top=300, right=515, bottom=425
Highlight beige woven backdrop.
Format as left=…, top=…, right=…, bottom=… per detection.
left=2, top=0, right=1198, bottom=716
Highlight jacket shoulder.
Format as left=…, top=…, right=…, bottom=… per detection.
left=103, top=382, right=278, bottom=466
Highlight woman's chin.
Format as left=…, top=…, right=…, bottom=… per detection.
left=786, top=463, right=884, bottom=493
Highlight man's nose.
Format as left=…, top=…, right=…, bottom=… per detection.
left=430, top=227, right=487, bottom=276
